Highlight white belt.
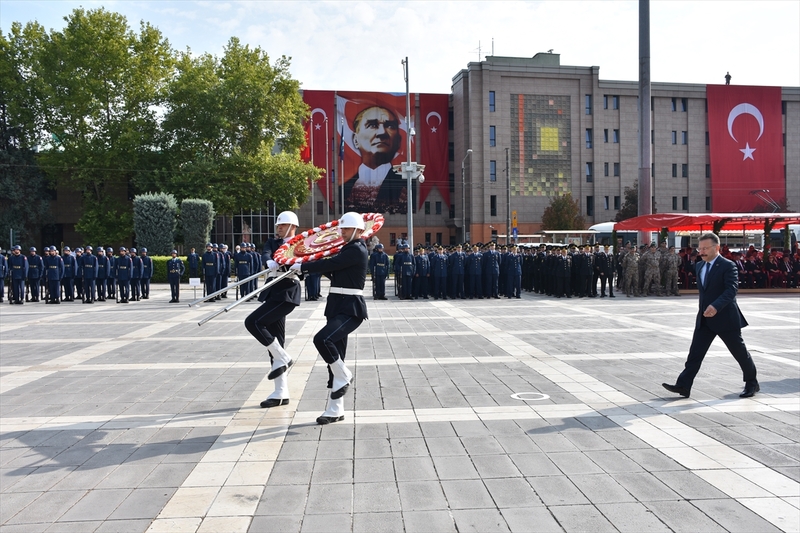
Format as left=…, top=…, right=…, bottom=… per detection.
left=329, top=287, right=363, bottom=296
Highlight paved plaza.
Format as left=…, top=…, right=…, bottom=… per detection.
left=1, top=283, right=798, bottom=533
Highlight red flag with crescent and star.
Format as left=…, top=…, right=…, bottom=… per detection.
left=707, top=85, right=784, bottom=212
left=419, top=93, right=451, bottom=209
left=301, top=90, right=335, bottom=206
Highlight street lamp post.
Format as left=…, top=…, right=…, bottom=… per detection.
left=461, top=149, right=473, bottom=243
left=398, top=57, right=425, bottom=248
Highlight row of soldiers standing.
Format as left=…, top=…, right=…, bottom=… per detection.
left=1, top=245, right=153, bottom=304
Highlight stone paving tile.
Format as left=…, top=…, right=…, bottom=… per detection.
left=353, top=481, right=401, bottom=513
left=402, top=510, right=458, bottom=533
left=651, top=470, right=730, bottom=500
left=440, top=479, right=496, bottom=509
left=304, top=483, right=352, bottom=515
left=597, top=501, right=672, bottom=532
left=299, top=513, right=351, bottom=532
left=353, top=457, right=394, bottom=483
left=431, top=455, right=480, bottom=480
left=451, top=508, right=511, bottom=532
left=690, top=498, right=783, bottom=532
left=5, top=489, right=88, bottom=525
left=352, top=511, right=404, bottom=533
left=393, top=456, right=437, bottom=482
left=549, top=504, right=617, bottom=532
left=569, top=473, right=637, bottom=504
left=527, top=476, right=589, bottom=506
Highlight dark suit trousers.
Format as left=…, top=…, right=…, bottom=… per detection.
left=244, top=300, right=296, bottom=352
left=314, top=314, right=364, bottom=388
left=677, top=320, right=757, bottom=390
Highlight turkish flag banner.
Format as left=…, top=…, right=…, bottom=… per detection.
left=707, top=85, right=784, bottom=212
left=301, top=90, right=335, bottom=205
left=419, top=93, right=450, bottom=209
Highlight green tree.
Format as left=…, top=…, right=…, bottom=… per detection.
left=541, top=193, right=585, bottom=230
left=615, top=182, right=639, bottom=222
left=133, top=192, right=177, bottom=254
left=10, top=8, right=175, bottom=244
left=180, top=199, right=215, bottom=253
left=153, top=38, right=319, bottom=214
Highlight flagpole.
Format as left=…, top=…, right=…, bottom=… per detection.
left=340, top=117, right=345, bottom=216
left=310, top=116, right=315, bottom=228
left=325, top=116, right=330, bottom=222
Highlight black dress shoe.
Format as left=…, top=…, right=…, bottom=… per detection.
left=268, top=359, right=293, bottom=380
left=316, top=415, right=345, bottom=425
left=662, top=383, right=690, bottom=398
left=260, top=398, right=289, bottom=408
left=739, top=383, right=760, bottom=398
left=330, top=382, right=350, bottom=400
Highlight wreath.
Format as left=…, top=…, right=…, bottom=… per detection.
left=274, top=213, right=385, bottom=265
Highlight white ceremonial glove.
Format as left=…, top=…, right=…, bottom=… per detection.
left=267, top=260, right=279, bottom=271
left=289, top=262, right=302, bottom=272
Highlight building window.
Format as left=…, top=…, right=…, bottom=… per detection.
left=613, top=129, right=620, bottom=143
left=672, top=164, right=678, bottom=178
left=436, top=232, right=443, bottom=244
left=682, top=196, right=689, bottom=211
left=489, top=160, right=497, bottom=182
left=586, top=162, right=593, bottom=182
left=681, top=98, right=688, bottom=112
left=681, top=131, right=688, bottom=144
left=613, top=162, right=620, bottom=176
left=490, top=195, right=497, bottom=216
left=489, top=91, right=496, bottom=112
left=585, top=94, right=592, bottom=115
left=672, top=197, right=678, bottom=210
left=586, top=129, right=593, bottom=149
left=604, top=129, right=609, bottom=143
left=389, top=233, right=396, bottom=246
left=705, top=132, right=709, bottom=145
left=449, top=142, right=454, bottom=162
left=435, top=201, right=442, bottom=215
left=425, top=201, right=431, bottom=215
left=449, top=204, right=455, bottom=218
left=603, top=95, right=608, bottom=109
left=489, top=126, right=496, bottom=147
left=491, top=229, right=498, bottom=241
left=604, top=196, right=610, bottom=210
left=614, top=196, right=620, bottom=210
left=604, top=162, right=609, bottom=177
left=651, top=130, right=655, bottom=144
left=782, top=101, right=787, bottom=115
left=682, top=164, right=688, bottom=178
left=704, top=99, right=708, bottom=112
left=671, top=131, right=677, bottom=145
left=316, top=201, right=323, bottom=216
left=651, top=163, right=655, bottom=177
left=671, top=97, right=677, bottom=112
left=425, top=232, right=431, bottom=245
left=613, top=95, right=619, bottom=110
left=706, top=164, right=710, bottom=178
left=587, top=196, right=594, bottom=216
left=705, top=197, right=711, bottom=211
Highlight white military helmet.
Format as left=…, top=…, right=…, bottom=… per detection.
left=276, top=211, right=299, bottom=227
left=339, top=212, right=365, bottom=230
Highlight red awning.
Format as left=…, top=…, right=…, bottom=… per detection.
left=614, top=213, right=800, bottom=232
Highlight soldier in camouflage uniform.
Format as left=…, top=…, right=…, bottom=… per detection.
left=663, top=245, right=681, bottom=296
left=622, top=246, right=640, bottom=297
left=657, top=241, right=670, bottom=296
left=641, top=244, right=662, bottom=296
left=637, top=245, right=647, bottom=294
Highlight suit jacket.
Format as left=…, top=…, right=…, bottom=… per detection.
left=696, top=255, right=748, bottom=333
left=341, top=169, right=407, bottom=214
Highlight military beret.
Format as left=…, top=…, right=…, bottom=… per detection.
left=649, top=243, right=656, bottom=247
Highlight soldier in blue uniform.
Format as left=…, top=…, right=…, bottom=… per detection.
left=140, top=248, right=153, bottom=299
left=106, top=248, right=117, bottom=299
left=8, top=245, right=28, bottom=304
left=187, top=248, right=199, bottom=278
left=0, top=247, right=7, bottom=303
left=27, top=247, right=43, bottom=302
left=505, top=245, right=523, bottom=298
left=244, top=212, right=303, bottom=409
left=168, top=250, right=185, bottom=303
left=96, top=247, right=110, bottom=301
left=115, top=247, right=133, bottom=303
left=396, top=243, right=415, bottom=299
left=44, top=246, right=64, bottom=304
left=80, top=245, right=99, bottom=303
left=129, top=248, right=142, bottom=301
left=251, top=243, right=263, bottom=294
left=369, top=243, right=389, bottom=300
left=234, top=243, right=253, bottom=298
left=482, top=242, right=501, bottom=298
left=202, top=243, right=220, bottom=299
left=290, top=212, right=368, bottom=425
left=413, top=246, right=430, bottom=299
left=431, top=245, right=449, bottom=299
left=219, top=244, right=231, bottom=298
left=448, top=244, right=466, bottom=299
left=555, top=246, right=572, bottom=298
left=74, top=247, right=84, bottom=300
left=61, top=246, right=76, bottom=301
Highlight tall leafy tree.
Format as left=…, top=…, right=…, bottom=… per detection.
left=541, top=193, right=586, bottom=230
left=12, top=8, right=175, bottom=244
left=615, top=183, right=639, bottom=222
left=154, top=38, right=319, bottom=214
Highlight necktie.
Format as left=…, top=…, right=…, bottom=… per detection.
left=703, top=261, right=711, bottom=287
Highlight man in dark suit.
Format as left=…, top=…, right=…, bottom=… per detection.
left=663, top=232, right=759, bottom=399
left=341, top=105, right=408, bottom=214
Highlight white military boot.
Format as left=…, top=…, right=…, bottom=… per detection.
left=260, top=371, right=289, bottom=408
left=267, top=339, right=293, bottom=379
left=316, top=391, right=345, bottom=425
left=329, top=359, right=352, bottom=399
